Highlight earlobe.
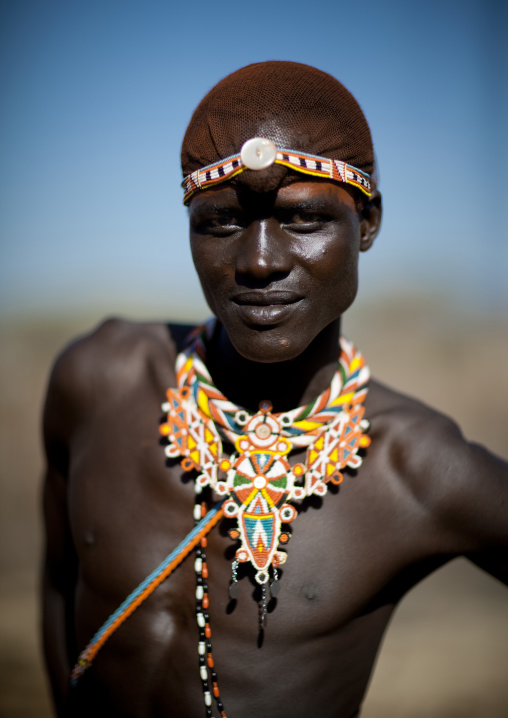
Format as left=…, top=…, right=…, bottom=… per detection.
left=359, top=190, right=382, bottom=252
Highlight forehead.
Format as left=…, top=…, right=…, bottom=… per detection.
left=188, top=179, right=357, bottom=216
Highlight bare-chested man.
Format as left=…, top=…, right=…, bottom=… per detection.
left=41, top=61, right=508, bottom=718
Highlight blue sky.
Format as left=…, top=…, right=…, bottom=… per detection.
left=1, top=0, right=506, bottom=319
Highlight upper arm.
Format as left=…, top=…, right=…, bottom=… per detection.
left=430, top=429, right=507, bottom=552
left=42, top=341, right=83, bottom=589
left=41, top=342, right=85, bottom=703
left=449, top=438, right=508, bottom=584
left=390, top=406, right=508, bottom=558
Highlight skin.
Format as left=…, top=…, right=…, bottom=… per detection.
left=41, top=179, right=508, bottom=718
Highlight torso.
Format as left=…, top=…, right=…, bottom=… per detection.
left=57, top=319, right=476, bottom=717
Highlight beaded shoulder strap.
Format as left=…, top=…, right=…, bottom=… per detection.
left=71, top=499, right=226, bottom=685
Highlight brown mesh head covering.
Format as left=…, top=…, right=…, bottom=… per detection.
left=181, top=61, right=376, bottom=197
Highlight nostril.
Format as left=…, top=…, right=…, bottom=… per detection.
left=234, top=269, right=290, bottom=289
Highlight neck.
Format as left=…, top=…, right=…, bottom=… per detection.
left=205, top=320, right=342, bottom=413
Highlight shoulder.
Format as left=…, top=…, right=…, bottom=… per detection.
left=47, top=319, right=161, bottom=400
left=367, top=379, right=464, bottom=457
left=366, top=380, right=463, bottom=505
left=43, top=318, right=196, bottom=440
left=366, top=380, right=508, bottom=551
left=50, top=317, right=196, bottom=382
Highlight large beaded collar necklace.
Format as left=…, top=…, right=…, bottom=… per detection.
left=160, top=320, right=371, bottom=595
left=71, top=320, right=371, bottom=713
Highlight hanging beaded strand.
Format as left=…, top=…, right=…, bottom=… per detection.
left=194, top=498, right=227, bottom=718
left=259, top=583, right=268, bottom=630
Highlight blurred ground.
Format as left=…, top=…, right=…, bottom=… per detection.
left=0, top=297, right=507, bottom=717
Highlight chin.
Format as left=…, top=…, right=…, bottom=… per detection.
left=224, top=321, right=319, bottom=364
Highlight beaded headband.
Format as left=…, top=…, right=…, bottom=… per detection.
left=181, top=137, right=372, bottom=204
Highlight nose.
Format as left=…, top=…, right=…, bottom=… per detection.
left=235, top=218, right=292, bottom=283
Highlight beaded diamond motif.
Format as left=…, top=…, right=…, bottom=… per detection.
left=159, top=321, right=371, bottom=587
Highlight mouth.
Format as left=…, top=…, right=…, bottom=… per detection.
left=232, top=291, right=303, bottom=326
left=232, top=291, right=302, bottom=307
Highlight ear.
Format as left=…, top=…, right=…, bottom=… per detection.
left=359, top=190, right=382, bottom=252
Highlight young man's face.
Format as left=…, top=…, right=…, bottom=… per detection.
left=189, top=180, right=366, bottom=363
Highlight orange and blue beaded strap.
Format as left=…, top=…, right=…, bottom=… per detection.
left=70, top=498, right=226, bottom=686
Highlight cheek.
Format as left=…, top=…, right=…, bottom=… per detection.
left=331, top=242, right=359, bottom=283
left=324, top=259, right=359, bottom=316
left=190, top=239, right=231, bottom=312
left=304, top=233, right=360, bottom=295
left=190, top=238, right=211, bottom=277
left=308, top=236, right=360, bottom=322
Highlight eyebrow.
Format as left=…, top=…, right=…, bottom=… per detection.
left=189, top=201, right=241, bottom=220
left=274, top=197, right=340, bottom=213
left=190, top=191, right=348, bottom=221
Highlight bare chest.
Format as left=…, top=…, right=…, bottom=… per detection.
left=66, top=383, right=437, bottom=717
left=68, top=382, right=421, bottom=631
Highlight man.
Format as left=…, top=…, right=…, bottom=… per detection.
left=42, top=61, right=508, bottom=718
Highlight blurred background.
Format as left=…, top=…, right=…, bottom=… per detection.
left=0, top=0, right=507, bottom=716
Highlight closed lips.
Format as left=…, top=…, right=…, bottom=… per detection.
left=233, top=292, right=302, bottom=306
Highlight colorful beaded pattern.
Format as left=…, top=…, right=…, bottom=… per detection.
left=71, top=320, right=371, bottom=715
left=159, top=320, right=371, bottom=586
left=70, top=499, right=226, bottom=685
left=182, top=148, right=372, bottom=204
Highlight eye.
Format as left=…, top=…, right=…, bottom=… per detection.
left=193, top=213, right=244, bottom=236
left=279, top=210, right=332, bottom=233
